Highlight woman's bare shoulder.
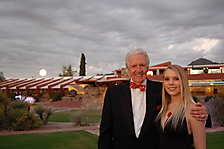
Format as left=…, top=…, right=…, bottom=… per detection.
left=186, top=102, right=197, bottom=118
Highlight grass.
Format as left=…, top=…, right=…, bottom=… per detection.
left=0, top=130, right=223, bottom=149
left=0, top=130, right=98, bottom=149
left=206, top=131, right=224, bottom=149
left=1, top=109, right=223, bottom=149
left=48, top=110, right=102, bottom=123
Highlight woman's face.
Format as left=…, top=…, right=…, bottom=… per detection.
left=163, top=68, right=181, bottom=97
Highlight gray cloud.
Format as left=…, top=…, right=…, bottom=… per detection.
left=0, top=0, right=223, bottom=78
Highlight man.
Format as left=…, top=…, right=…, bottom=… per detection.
left=98, top=48, right=208, bottom=149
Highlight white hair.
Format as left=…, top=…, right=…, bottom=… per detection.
left=125, top=48, right=150, bottom=68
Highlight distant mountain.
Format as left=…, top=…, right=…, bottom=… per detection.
left=188, top=58, right=223, bottom=65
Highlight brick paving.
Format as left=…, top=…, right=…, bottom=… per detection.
left=43, top=100, right=82, bottom=108
left=205, top=126, right=224, bottom=133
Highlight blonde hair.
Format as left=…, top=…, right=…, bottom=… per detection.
left=125, top=48, right=150, bottom=68
left=156, top=64, right=195, bottom=129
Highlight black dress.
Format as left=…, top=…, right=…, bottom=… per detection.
left=155, top=117, right=195, bottom=149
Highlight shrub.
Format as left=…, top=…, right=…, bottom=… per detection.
left=7, top=108, right=29, bottom=131
left=33, top=105, right=45, bottom=122
left=218, top=94, right=224, bottom=99
left=192, top=96, right=198, bottom=102
left=0, top=91, right=10, bottom=117
left=82, top=116, right=93, bottom=126
left=8, top=92, right=16, bottom=100
left=0, top=108, right=5, bottom=130
left=205, top=96, right=224, bottom=126
left=9, top=100, right=28, bottom=109
left=44, top=107, right=53, bottom=124
left=0, top=92, right=42, bottom=131
left=0, top=91, right=7, bottom=101
left=70, top=112, right=83, bottom=126
left=50, top=92, right=61, bottom=102
left=29, top=114, right=42, bottom=128
left=70, top=111, right=93, bottom=126
left=204, top=96, right=216, bottom=102
left=33, top=106, right=53, bottom=125
left=7, top=108, right=41, bottom=131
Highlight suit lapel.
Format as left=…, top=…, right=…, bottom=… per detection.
left=119, top=81, right=136, bottom=137
left=139, top=80, right=159, bottom=138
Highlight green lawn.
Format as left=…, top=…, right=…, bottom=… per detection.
left=206, top=131, right=224, bottom=149
left=48, top=110, right=102, bottom=123
left=0, top=130, right=98, bottom=149
left=0, top=131, right=223, bottom=149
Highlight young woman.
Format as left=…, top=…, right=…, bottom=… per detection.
left=155, top=65, right=206, bottom=149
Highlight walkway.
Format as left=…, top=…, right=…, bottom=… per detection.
left=1, top=121, right=223, bottom=136
left=0, top=122, right=100, bottom=136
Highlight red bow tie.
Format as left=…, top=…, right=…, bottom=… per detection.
left=130, top=82, right=146, bottom=91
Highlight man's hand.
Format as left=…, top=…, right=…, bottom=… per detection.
left=190, top=102, right=208, bottom=121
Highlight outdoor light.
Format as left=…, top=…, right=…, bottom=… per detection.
left=39, top=68, right=47, bottom=77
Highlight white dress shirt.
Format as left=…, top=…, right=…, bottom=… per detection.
left=130, top=79, right=146, bottom=138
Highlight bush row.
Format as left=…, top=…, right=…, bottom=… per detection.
left=0, top=91, right=53, bottom=131
left=204, top=94, right=224, bottom=126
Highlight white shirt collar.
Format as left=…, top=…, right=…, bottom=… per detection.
left=130, top=79, right=147, bottom=85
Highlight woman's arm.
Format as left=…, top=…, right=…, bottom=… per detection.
left=187, top=103, right=206, bottom=149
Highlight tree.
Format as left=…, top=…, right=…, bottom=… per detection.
left=0, top=72, right=5, bottom=81
left=33, top=106, right=53, bottom=125
left=79, top=53, right=86, bottom=76
left=59, top=64, right=76, bottom=77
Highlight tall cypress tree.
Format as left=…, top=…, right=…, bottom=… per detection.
left=79, top=53, right=86, bottom=76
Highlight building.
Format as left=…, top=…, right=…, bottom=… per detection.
left=0, top=58, right=223, bottom=108
left=114, top=58, right=224, bottom=96
left=0, top=75, right=128, bottom=109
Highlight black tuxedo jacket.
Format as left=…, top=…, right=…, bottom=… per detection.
left=98, top=79, right=162, bottom=149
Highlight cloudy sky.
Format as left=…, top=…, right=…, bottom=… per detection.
left=0, top=0, right=223, bottom=79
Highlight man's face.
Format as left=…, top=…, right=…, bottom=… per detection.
left=127, top=53, right=149, bottom=85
